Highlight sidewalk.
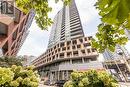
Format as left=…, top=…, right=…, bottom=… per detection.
left=39, top=82, right=55, bottom=87
left=119, top=82, right=130, bottom=87
left=39, top=84, right=55, bottom=87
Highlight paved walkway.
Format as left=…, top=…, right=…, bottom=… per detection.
left=39, top=82, right=55, bottom=87
left=119, top=82, right=130, bottom=87
left=39, top=84, right=55, bottom=87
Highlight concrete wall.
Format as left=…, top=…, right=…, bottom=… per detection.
left=59, top=61, right=104, bottom=71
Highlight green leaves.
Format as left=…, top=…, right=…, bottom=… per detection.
left=0, top=65, right=39, bottom=87
left=0, top=67, right=14, bottom=85
left=92, top=24, right=128, bottom=52
left=64, top=70, right=118, bottom=87
left=95, top=0, right=130, bottom=25
left=16, top=0, right=71, bottom=30
left=93, top=0, right=130, bottom=53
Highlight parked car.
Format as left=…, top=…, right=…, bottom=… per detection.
left=55, top=80, right=67, bottom=87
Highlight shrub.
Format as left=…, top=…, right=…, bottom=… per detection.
left=64, top=70, right=118, bottom=87
left=0, top=56, right=23, bottom=67
left=0, top=65, right=40, bottom=87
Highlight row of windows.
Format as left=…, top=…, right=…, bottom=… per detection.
left=40, top=48, right=96, bottom=62
left=34, top=37, right=93, bottom=65
left=35, top=56, right=97, bottom=66
left=48, top=37, right=92, bottom=51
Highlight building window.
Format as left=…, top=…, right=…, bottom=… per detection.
left=60, top=42, right=65, bottom=47
left=73, top=51, right=78, bottom=56
left=77, top=45, right=81, bottom=49
left=67, top=52, right=72, bottom=57
left=55, top=50, right=57, bottom=53
left=60, top=53, right=64, bottom=58
left=84, top=38, right=87, bottom=41
left=58, top=48, right=60, bottom=52
left=84, top=58, right=90, bottom=63
left=67, top=46, right=70, bottom=50
left=72, top=40, right=77, bottom=45
left=84, top=43, right=91, bottom=47
left=72, top=46, right=76, bottom=49
left=72, top=59, right=82, bottom=64
left=51, top=48, right=52, bottom=51
left=56, top=54, right=58, bottom=57
left=2, top=41, right=8, bottom=54
left=57, top=44, right=59, bottom=47
left=62, top=47, right=66, bottom=51
left=52, top=52, right=54, bottom=55
left=54, top=46, right=56, bottom=49
left=88, top=36, right=92, bottom=40
left=81, top=50, right=85, bottom=54
left=52, top=56, right=55, bottom=60
left=19, top=20, right=25, bottom=32
left=79, top=38, right=83, bottom=43
left=12, top=30, right=17, bottom=40
left=87, top=49, right=91, bottom=53
left=67, top=41, right=71, bottom=45
left=92, top=48, right=96, bottom=52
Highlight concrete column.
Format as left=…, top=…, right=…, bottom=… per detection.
left=70, top=59, right=72, bottom=64
left=57, top=71, right=59, bottom=81
left=62, top=71, right=64, bottom=80
left=66, top=71, right=69, bottom=80
left=64, top=52, right=67, bottom=58
left=55, top=71, right=58, bottom=81
left=82, top=57, right=84, bottom=63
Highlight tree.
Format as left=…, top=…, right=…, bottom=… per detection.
left=16, top=0, right=71, bottom=30
left=64, top=70, right=118, bottom=87
left=92, top=0, right=130, bottom=52
left=0, top=56, right=23, bottom=67
left=0, top=65, right=39, bottom=87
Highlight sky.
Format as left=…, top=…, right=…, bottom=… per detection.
left=18, top=0, right=130, bottom=57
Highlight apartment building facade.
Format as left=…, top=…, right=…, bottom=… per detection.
left=48, top=0, right=84, bottom=48
left=32, top=0, right=104, bottom=83
left=0, top=0, right=35, bottom=56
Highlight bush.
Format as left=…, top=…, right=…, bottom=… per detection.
left=64, top=70, right=118, bottom=87
left=0, top=56, right=23, bottom=67
left=0, top=65, right=40, bottom=87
